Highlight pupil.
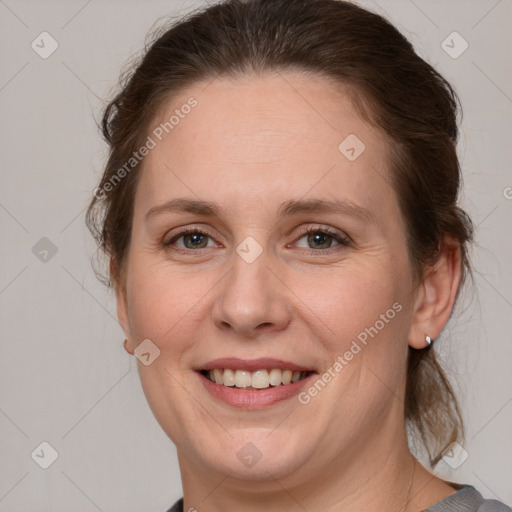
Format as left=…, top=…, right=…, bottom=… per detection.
left=185, top=233, right=207, bottom=248
left=183, top=231, right=333, bottom=250
left=308, top=232, right=331, bottom=249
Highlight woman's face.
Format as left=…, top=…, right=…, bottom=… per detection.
left=118, top=71, right=420, bottom=483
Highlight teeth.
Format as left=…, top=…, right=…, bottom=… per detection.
left=204, top=368, right=311, bottom=389
left=235, top=370, right=252, bottom=388
left=252, top=370, right=269, bottom=389
left=269, top=368, right=282, bottom=386
left=213, top=368, right=223, bottom=384
left=281, top=369, right=292, bottom=385
left=222, top=368, right=236, bottom=387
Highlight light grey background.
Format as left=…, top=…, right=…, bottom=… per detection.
left=0, top=0, right=510, bottom=510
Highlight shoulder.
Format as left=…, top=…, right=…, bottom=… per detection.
left=165, top=497, right=183, bottom=512
left=165, top=490, right=511, bottom=512
left=425, top=485, right=510, bottom=512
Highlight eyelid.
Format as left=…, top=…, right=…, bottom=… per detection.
left=292, top=224, right=351, bottom=244
left=163, top=223, right=352, bottom=254
left=163, top=225, right=219, bottom=247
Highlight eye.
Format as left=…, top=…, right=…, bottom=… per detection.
left=293, top=226, right=351, bottom=253
left=162, top=225, right=351, bottom=255
left=163, top=228, right=217, bottom=252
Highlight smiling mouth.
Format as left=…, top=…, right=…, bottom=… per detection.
left=199, top=368, right=313, bottom=390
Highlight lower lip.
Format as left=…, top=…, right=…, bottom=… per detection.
left=198, top=372, right=316, bottom=409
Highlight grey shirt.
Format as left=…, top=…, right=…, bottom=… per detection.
left=166, top=484, right=511, bottom=511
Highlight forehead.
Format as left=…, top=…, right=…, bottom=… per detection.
left=135, top=71, right=399, bottom=225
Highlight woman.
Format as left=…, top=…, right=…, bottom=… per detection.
left=87, top=0, right=510, bottom=510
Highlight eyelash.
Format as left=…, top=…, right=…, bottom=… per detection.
left=163, top=225, right=351, bottom=256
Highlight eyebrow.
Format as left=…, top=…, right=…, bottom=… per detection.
left=145, top=197, right=376, bottom=224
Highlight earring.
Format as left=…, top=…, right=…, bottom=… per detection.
left=425, top=335, right=432, bottom=347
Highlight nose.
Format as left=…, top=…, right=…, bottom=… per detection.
left=211, top=249, right=292, bottom=339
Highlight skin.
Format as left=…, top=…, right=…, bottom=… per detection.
left=116, top=71, right=462, bottom=511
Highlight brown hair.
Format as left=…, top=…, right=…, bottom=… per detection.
left=87, top=0, right=473, bottom=466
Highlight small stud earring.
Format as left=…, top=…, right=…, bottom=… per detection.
left=425, top=335, right=432, bottom=347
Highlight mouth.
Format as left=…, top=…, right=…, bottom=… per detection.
left=195, top=358, right=318, bottom=409
left=199, top=368, right=313, bottom=391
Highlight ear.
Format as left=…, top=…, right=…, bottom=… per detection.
left=112, top=258, right=135, bottom=355
left=408, top=238, right=462, bottom=349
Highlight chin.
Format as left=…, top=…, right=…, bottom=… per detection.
left=190, top=430, right=314, bottom=482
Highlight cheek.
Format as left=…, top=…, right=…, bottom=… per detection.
left=289, top=257, right=411, bottom=402
left=294, top=259, right=405, bottom=340
left=124, top=254, right=217, bottom=350
left=125, top=246, right=411, bottom=354
left=123, top=257, right=215, bottom=443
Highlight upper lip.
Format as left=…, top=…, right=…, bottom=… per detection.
left=196, top=357, right=316, bottom=372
